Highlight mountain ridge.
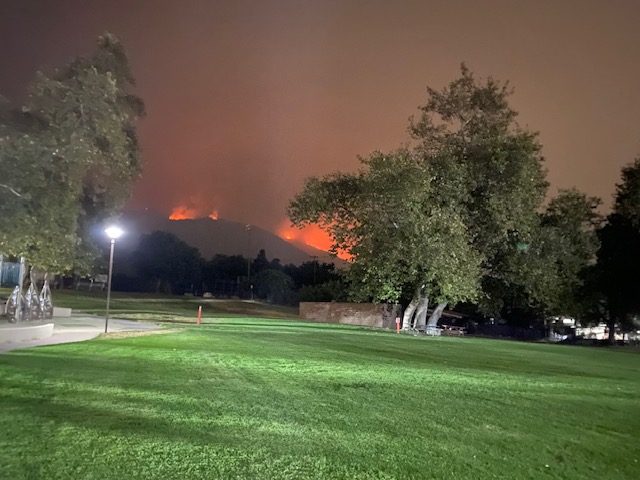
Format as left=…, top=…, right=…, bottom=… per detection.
left=118, top=211, right=337, bottom=265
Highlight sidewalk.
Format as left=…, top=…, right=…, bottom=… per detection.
left=0, top=315, right=161, bottom=353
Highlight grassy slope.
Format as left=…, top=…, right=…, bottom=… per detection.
left=1, top=320, right=639, bottom=479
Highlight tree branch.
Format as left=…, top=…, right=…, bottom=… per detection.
left=0, top=183, right=24, bottom=198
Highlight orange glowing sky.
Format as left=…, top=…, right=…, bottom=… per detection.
left=2, top=0, right=639, bottom=242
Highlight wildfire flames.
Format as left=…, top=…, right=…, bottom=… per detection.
left=169, top=206, right=199, bottom=220
left=277, top=220, right=350, bottom=260
left=169, top=205, right=220, bottom=220
left=168, top=206, right=348, bottom=260
left=169, top=205, right=219, bottom=221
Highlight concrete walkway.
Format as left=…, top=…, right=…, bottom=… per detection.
left=0, top=315, right=161, bottom=353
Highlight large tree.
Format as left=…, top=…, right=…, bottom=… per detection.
left=289, top=148, right=482, bottom=329
left=289, top=66, right=550, bottom=328
left=479, top=189, right=601, bottom=326
left=581, top=158, right=640, bottom=342
left=0, top=103, right=79, bottom=273
left=0, top=33, right=143, bottom=273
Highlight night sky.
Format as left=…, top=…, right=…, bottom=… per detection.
left=1, top=0, right=639, bottom=242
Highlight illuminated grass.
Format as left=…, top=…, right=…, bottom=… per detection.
left=1, top=322, right=639, bottom=479
left=0, top=288, right=299, bottom=321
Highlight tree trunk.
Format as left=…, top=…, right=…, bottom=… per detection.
left=426, top=302, right=447, bottom=328
left=413, top=295, right=430, bottom=330
left=402, top=287, right=422, bottom=330
left=607, top=319, right=617, bottom=345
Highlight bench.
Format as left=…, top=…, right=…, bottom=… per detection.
left=75, top=274, right=108, bottom=291
left=440, top=325, right=465, bottom=336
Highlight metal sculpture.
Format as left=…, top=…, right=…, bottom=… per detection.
left=25, top=278, right=41, bottom=321
left=5, top=286, right=25, bottom=323
left=39, top=275, right=53, bottom=319
left=3, top=268, right=54, bottom=323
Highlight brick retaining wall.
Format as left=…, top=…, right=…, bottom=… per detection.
left=299, top=302, right=401, bottom=329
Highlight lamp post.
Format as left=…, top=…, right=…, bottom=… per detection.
left=104, top=226, right=124, bottom=333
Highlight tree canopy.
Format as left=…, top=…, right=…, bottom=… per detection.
left=290, top=148, right=481, bottom=308
left=289, top=65, right=598, bottom=328
left=481, top=189, right=601, bottom=325
left=133, top=231, right=203, bottom=295
left=580, top=158, right=640, bottom=341
left=0, top=33, right=144, bottom=273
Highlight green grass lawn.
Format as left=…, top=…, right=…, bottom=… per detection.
left=0, top=287, right=299, bottom=322
left=1, top=319, right=639, bottom=479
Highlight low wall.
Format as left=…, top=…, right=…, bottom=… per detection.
left=53, top=307, right=72, bottom=318
left=299, top=302, right=401, bottom=329
left=0, top=307, right=71, bottom=318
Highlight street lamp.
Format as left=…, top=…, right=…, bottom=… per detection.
left=104, top=225, right=124, bottom=333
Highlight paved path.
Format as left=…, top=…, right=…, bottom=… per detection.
left=0, top=315, right=161, bottom=353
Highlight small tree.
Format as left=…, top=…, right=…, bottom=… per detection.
left=254, top=269, right=296, bottom=305
left=133, top=231, right=203, bottom=294
left=251, top=249, right=271, bottom=275
left=203, top=254, right=247, bottom=281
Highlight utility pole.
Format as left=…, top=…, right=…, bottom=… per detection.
left=17, top=256, right=26, bottom=290
left=16, top=256, right=26, bottom=321
left=246, top=224, right=253, bottom=299
left=311, top=255, right=318, bottom=285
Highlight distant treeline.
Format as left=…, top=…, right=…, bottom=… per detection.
left=111, top=230, right=346, bottom=305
